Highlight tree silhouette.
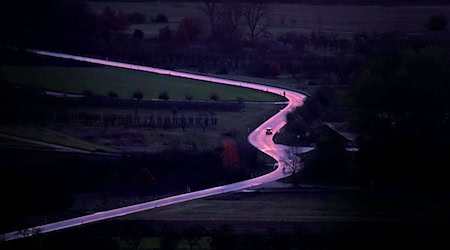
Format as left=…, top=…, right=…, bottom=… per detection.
left=222, top=140, right=241, bottom=169
left=176, top=17, right=205, bottom=43
left=199, top=0, right=223, bottom=35
left=242, top=0, right=269, bottom=41
left=82, top=89, right=93, bottom=97
left=133, top=90, right=144, bottom=100
left=282, top=147, right=305, bottom=186
left=133, top=29, right=144, bottom=40
left=108, top=91, right=118, bottom=98
left=136, top=168, right=155, bottom=190
left=159, top=91, right=170, bottom=100
left=133, top=90, right=144, bottom=118
left=426, top=14, right=448, bottom=31
left=210, top=93, right=220, bottom=101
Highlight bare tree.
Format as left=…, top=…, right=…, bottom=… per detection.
left=282, top=147, right=305, bottom=186
left=199, top=0, right=224, bottom=36
left=242, top=0, right=270, bottom=41
left=221, top=2, right=243, bottom=35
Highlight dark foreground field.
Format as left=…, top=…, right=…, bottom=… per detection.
left=119, top=185, right=450, bottom=229
left=3, top=185, right=449, bottom=249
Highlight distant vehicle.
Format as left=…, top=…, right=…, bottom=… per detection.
left=266, top=128, right=273, bottom=135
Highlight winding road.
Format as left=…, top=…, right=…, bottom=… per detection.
left=1, top=50, right=307, bottom=241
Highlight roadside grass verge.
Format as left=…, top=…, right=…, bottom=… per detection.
left=204, top=73, right=315, bottom=96
left=0, top=64, right=285, bottom=102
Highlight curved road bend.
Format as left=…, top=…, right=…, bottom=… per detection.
left=1, top=50, right=307, bottom=241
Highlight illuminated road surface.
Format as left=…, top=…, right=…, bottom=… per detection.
left=1, top=50, right=308, bottom=241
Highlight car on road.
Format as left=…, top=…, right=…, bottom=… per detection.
left=266, top=128, right=273, bottom=135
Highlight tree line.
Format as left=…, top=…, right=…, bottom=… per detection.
left=73, top=112, right=219, bottom=131
left=283, top=33, right=450, bottom=186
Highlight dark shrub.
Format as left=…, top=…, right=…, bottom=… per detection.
left=270, top=63, right=281, bottom=77
left=216, top=64, right=230, bottom=74
left=127, top=12, right=146, bottom=24
left=82, top=89, right=93, bottom=97
left=154, top=13, right=169, bottom=23
left=176, top=17, right=204, bottom=43
left=108, top=91, right=118, bottom=98
left=159, top=26, right=172, bottom=42
left=159, top=91, right=170, bottom=100
left=245, top=62, right=271, bottom=77
left=426, top=14, right=448, bottom=31
left=210, top=93, right=219, bottom=101
left=133, top=29, right=144, bottom=40
left=133, top=90, right=144, bottom=100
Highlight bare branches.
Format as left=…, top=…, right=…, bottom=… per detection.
left=221, top=2, right=243, bottom=35
left=282, top=147, right=305, bottom=186
left=200, top=0, right=269, bottom=41
left=199, top=0, right=224, bottom=35
left=242, top=0, right=270, bottom=41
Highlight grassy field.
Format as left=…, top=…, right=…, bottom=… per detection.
left=0, top=64, right=285, bottom=102
left=0, top=126, right=117, bottom=152
left=88, top=1, right=450, bottom=37
left=117, top=188, right=450, bottom=229
left=0, top=136, right=51, bottom=150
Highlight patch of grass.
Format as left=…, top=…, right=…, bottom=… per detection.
left=114, top=192, right=367, bottom=223
left=0, top=136, right=50, bottom=149
left=0, top=63, right=284, bottom=102
left=118, top=188, right=450, bottom=225
left=0, top=126, right=117, bottom=152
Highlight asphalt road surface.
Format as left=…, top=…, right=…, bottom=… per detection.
left=1, top=49, right=307, bottom=241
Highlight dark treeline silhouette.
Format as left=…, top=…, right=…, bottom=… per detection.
left=283, top=31, right=450, bottom=187
left=0, top=0, right=393, bottom=84
left=353, top=47, right=450, bottom=186
left=89, top=0, right=450, bottom=5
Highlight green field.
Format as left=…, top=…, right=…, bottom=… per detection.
left=0, top=126, right=117, bottom=152
left=117, top=188, right=449, bottom=226
left=0, top=64, right=285, bottom=102
left=88, top=1, right=450, bottom=36
left=0, top=136, right=50, bottom=150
